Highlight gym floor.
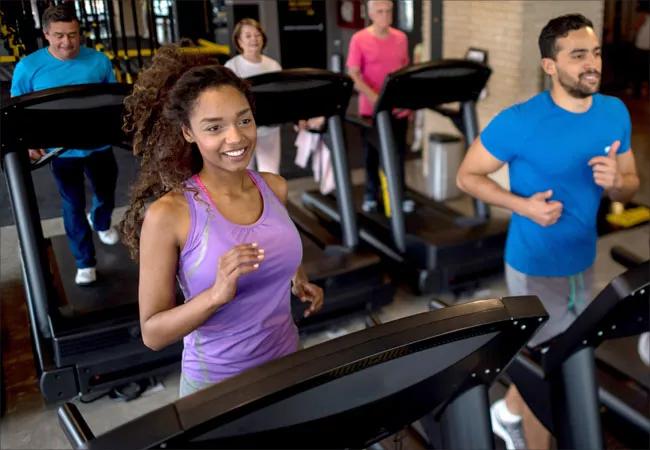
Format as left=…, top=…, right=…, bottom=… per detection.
left=0, top=94, right=647, bottom=449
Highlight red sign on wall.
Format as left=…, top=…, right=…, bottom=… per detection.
left=337, top=0, right=365, bottom=29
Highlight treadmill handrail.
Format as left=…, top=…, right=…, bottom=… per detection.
left=369, top=60, right=493, bottom=253
left=542, top=261, right=650, bottom=374
left=0, top=83, right=131, bottom=361
left=1, top=83, right=131, bottom=154
left=246, top=69, right=360, bottom=249
left=58, top=296, right=548, bottom=450
left=373, top=59, right=491, bottom=115
left=247, top=68, right=353, bottom=127
left=2, top=82, right=130, bottom=109
left=1, top=83, right=132, bottom=322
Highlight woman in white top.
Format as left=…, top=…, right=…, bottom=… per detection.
left=225, top=19, right=282, bottom=174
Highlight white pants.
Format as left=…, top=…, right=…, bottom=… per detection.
left=249, top=127, right=281, bottom=174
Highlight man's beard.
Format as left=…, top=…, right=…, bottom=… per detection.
left=556, top=67, right=601, bottom=99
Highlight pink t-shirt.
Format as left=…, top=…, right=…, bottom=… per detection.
left=346, top=27, right=409, bottom=117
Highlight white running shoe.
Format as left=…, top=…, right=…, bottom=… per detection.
left=402, top=198, right=415, bottom=213
left=97, top=228, right=119, bottom=245
left=87, top=213, right=119, bottom=245
left=490, top=399, right=528, bottom=450
left=75, top=267, right=97, bottom=285
left=361, top=199, right=378, bottom=213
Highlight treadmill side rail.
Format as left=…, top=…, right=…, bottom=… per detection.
left=58, top=402, right=95, bottom=450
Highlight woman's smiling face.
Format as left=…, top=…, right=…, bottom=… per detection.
left=183, top=85, right=257, bottom=172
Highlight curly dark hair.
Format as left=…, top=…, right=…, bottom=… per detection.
left=120, top=45, right=255, bottom=259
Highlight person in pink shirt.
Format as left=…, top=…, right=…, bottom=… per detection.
left=347, top=0, right=413, bottom=213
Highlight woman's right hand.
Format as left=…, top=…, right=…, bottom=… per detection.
left=211, top=243, right=264, bottom=307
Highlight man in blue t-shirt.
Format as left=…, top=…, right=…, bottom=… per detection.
left=11, top=4, right=119, bottom=286
left=457, top=14, right=639, bottom=450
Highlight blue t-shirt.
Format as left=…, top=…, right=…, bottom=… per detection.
left=481, top=91, right=631, bottom=276
left=10, top=46, right=116, bottom=157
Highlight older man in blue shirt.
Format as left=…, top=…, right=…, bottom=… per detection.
left=11, top=3, right=119, bottom=285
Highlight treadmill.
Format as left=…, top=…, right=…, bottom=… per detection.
left=593, top=228, right=650, bottom=403
left=58, top=295, right=548, bottom=449
left=507, top=261, right=649, bottom=449
left=303, top=60, right=509, bottom=294
left=247, top=68, right=393, bottom=328
left=1, top=84, right=182, bottom=402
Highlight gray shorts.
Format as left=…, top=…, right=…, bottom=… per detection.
left=178, top=343, right=303, bottom=397
left=505, top=264, right=594, bottom=348
left=179, top=372, right=215, bottom=398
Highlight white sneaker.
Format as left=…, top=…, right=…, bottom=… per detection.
left=75, top=267, right=97, bottom=285
left=87, top=213, right=119, bottom=245
left=490, top=399, right=528, bottom=450
left=361, top=199, right=378, bottom=213
left=402, top=198, right=415, bottom=213
left=97, top=228, right=119, bottom=245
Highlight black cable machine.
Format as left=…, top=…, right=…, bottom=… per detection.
left=507, top=260, right=649, bottom=449
left=1, top=84, right=182, bottom=402
left=247, top=68, right=394, bottom=328
left=302, top=60, right=509, bottom=294
left=58, top=295, right=548, bottom=449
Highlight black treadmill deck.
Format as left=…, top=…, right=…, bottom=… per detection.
left=46, top=235, right=180, bottom=369
left=50, top=234, right=139, bottom=316
left=303, top=185, right=507, bottom=292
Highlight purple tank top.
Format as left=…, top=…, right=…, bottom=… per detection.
left=177, top=170, right=301, bottom=384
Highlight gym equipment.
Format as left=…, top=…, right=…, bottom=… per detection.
left=302, top=60, right=509, bottom=294
left=1, top=83, right=182, bottom=402
left=507, top=261, right=649, bottom=449
left=247, top=68, right=394, bottom=328
left=0, top=1, right=228, bottom=84
left=58, top=295, right=548, bottom=449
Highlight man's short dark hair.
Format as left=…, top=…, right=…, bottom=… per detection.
left=42, top=3, right=79, bottom=31
left=538, top=14, right=594, bottom=59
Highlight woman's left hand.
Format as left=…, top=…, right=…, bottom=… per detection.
left=292, top=280, right=324, bottom=318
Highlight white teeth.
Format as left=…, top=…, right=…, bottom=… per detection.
left=224, top=148, right=245, bottom=157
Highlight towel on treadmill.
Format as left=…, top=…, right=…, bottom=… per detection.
left=294, top=130, right=335, bottom=195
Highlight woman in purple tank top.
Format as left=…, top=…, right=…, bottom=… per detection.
left=120, top=45, right=323, bottom=396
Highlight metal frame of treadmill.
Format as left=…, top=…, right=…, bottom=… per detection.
left=246, top=68, right=394, bottom=328
left=58, top=295, right=548, bottom=450
left=1, top=84, right=182, bottom=402
left=302, top=60, right=509, bottom=294
left=507, top=261, right=650, bottom=449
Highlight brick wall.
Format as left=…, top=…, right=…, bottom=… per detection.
left=421, top=0, right=604, bottom=186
